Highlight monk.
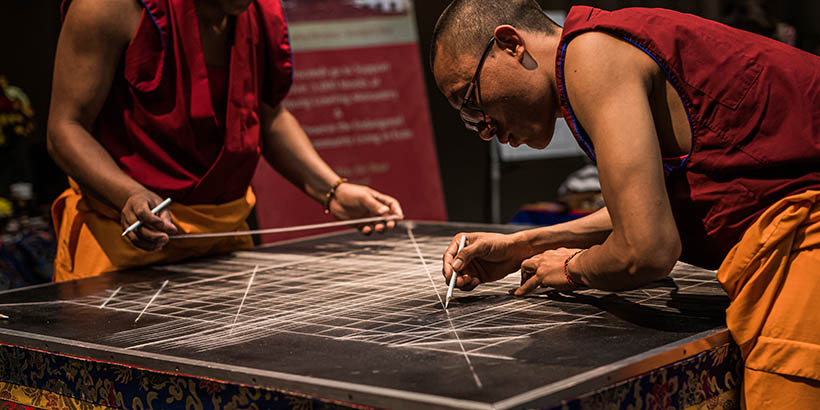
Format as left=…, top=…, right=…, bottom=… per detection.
left=47, top=0, right=403, bottom=281
left=432, top=1, right=820, bottom=407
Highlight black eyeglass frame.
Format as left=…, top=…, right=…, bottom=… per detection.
left=459, top=37, right=496, bottom=134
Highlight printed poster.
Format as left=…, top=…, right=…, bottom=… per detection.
left=252, top=0, right=446, bottom=242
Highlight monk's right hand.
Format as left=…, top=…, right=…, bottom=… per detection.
left=121, top=190, right=177, bottom=251
left=441, top=232, right=529, bottom=292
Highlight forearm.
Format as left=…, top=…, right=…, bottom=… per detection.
left=260, top=105, right=339, bottom=204
left=47, top=120, right=147, bottom=210
left=568, top=234, right=677, bottom=291
left=561, top=205, right=681, bottom=292
left=510, top=207, right=676, bottom=291
left=511, top=207, right=612, bottom=255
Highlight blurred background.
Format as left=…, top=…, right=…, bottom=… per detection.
left=0, top=0, right=818, bottom=288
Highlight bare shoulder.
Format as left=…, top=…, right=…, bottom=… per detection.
left=563, top=31, right=657, bottom=95
left=61, top=0, right=142, bottom=48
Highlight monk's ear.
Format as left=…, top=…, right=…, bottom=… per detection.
left=493, top=25, right=537, bottom=70
left=493, top=25, right=524, bottom=57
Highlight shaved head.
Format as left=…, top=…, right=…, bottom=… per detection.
left=430, top=0, right=558, bottom=71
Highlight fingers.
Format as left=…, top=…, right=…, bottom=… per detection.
left=122, top=213, right=169, bottom=250
left=514, top=249, right=579, bottom=295
left=131, top=225, right=170, bottom=251
left=442, top=233, right=478, bottom=290
left=136, top=207, right=168, bottom=234
left=461, top=275, right=481, bottom=291
left=368, top=191, right=403, bottom=233
left=442, top=234, right=462, bottom=283
left=333, top=184, right=403, bottom=235
left=519, top=257, right=537, bottom=286
left=515, top=256, right=542, bottom=296
left=121, top=194, right=176, bottom=251
left=158, top=209, right=178, bottom=234
left=385, top=195, right=404, bottom=220
left=359, top=191, right=394, bottom=234
left=382, top=197, right=403, bottom=230
left=452, top=238, right=477, bottom=272
left=514, top=274, right=542, bottom=296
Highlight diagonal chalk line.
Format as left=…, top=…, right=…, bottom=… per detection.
left=230, top=265, right=258, bottom=336
left=444, top=309, right=483, bottom=388
left=135, top=280, right=168, bottom=323
left=406, top=226, right=446, bottom=308
left=99, top=286, right=121, bottom=309
left=406, top=225, right=483, bottom=389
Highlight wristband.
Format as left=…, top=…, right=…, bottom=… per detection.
left=563, top=250, right=584, bottom=289
left=323, top=178, right=348, bottom=214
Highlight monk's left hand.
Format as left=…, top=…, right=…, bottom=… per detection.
left=515, top=248, right=581, bottom=295
left=330, top=183, right=404, bottom=234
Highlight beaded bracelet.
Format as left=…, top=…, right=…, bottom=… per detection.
left=323, top=178, right=348, bottom=214
left=563, top=249, right=584, bottom=289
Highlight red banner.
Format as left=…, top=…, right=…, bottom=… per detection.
left=251, top=1, right=445, bottom=243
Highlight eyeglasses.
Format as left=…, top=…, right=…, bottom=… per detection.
left=459, top=37, right=496, bottom=136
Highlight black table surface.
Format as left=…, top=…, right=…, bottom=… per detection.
left=0, top=222, right=730, bottom=409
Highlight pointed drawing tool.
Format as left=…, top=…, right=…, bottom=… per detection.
left=0, top=313, right=8, bottom=320
left=445, top=235, right=467, bottom=309
left=121, top=198, right=172, bottom=237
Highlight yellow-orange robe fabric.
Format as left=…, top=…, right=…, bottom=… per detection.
left=51, top=180, right=255, bottom=282
left=717, top=190, right=820, bottom=407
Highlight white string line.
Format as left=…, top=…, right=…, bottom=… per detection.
left=230, top=265, right=258, bottom=336
left=170, top=215, right=402, bottom=239
left=135, top=280, right=168, bottom=323
left=406, top=225, right=483, bottom=389
left=99, top=286, right=121, bottom=309
left=0, top=301, right=66, bottom=307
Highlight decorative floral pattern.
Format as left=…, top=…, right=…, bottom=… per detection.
left=1, top=341, right=740, bottom=409
left=0, top=344, right=357, bottom=410
left=553, top=342, right=741, bottom=410
left=1, top=400, right=43, bottom=410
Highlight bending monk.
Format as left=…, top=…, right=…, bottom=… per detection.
left=432, top=1, right=820, bottom=407
left=47, top=0, right=403, bottom=281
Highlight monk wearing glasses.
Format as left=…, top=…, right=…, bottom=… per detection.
left=433, top=0, right=820, bottom=407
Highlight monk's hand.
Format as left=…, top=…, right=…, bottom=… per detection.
left=515, top=248, right=580, bottom=296
left=330, top=183, right=403, bottom=235
left=442, top=232, right=529, bottom=292
left=121, top=190, right=177, bottom=251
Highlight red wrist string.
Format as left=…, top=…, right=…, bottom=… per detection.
left=563, top=250, right=584, bottom=289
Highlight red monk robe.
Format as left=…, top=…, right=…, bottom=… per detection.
left=51, top=0, right=292, bottom=281
left=557, top=6, right=820, bottom=407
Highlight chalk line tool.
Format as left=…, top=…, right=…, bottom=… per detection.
left=445, top=235, right=467, bottom=309
left=121, top=197, right=173, bottom=237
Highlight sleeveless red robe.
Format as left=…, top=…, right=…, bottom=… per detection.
left=61, top=0, right=293, bottom=204
left=556, top=6, right=820, bottom=269
left=52, top=0, right=293, bottom=280
left=556, top=6, right=820, bottom=402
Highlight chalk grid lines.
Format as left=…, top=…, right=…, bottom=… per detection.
left=65, top=226, right=721, bottom=361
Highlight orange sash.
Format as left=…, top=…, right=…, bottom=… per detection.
left=717, top=190, right=820, bottom=382
left=51, top=180, right=255, bottom=281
